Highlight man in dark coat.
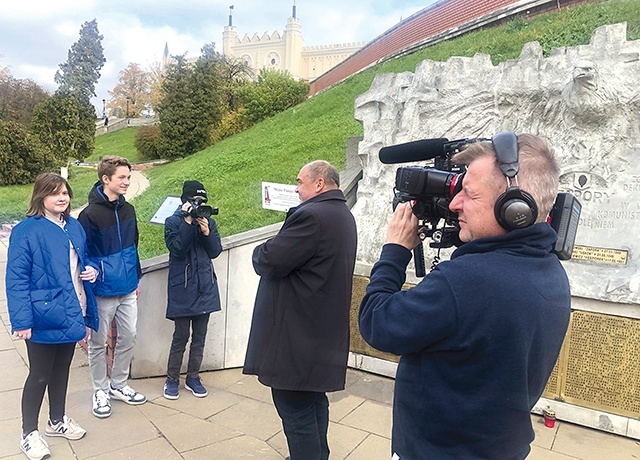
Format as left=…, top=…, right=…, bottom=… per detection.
left=243, top=160, right=357, bottom=460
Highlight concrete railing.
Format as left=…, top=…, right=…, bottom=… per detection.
left=95, top=117, right=155, bottom=137
left=131, top=160, right=363, bottom=378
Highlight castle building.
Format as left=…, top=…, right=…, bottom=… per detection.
left=221, top=3, right=365, bottom=81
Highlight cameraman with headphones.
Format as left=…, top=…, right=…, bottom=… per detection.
left=359, top=133, right=571, bottom=459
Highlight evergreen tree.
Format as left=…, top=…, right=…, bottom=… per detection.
left=55, top=19, right=105, bottom=100
left=32, top=19, right=105, bottom=163
left=156, top=50, right=225, bottom=159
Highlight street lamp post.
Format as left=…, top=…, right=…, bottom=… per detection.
left=102, top=99, right=106, bottom=118
left=126, top=96, right=130, bottom=119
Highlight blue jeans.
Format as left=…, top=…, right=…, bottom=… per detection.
left=271, top=388, right=330, bottom=460
left=166, top=314, right=210, bottom=381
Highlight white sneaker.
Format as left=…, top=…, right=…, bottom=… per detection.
left=20, top=431, right=50, bottom=460
left=45, top=415, right=86, bottom=440
left=109, top=384, right=147, bottom=405
left=92, top=389, right=112, bottom=418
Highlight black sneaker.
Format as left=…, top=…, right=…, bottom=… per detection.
left=185, top=376, right=208, bottom=397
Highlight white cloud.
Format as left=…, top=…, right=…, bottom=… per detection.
left=0, top=0, right=433, bottom=113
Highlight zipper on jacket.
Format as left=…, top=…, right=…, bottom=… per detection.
left=100, top=261, right=105, bottom=282
left=184, top=263, right=190, bottom=288
left=114, top=201, right=128, bottom=278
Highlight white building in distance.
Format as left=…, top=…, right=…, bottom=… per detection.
left=221, top=3, right=365, bottom=81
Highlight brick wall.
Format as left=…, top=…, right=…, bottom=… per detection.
left=309, top=0, right=600, bottom=95
left=79, top=319, right=117, bottom=377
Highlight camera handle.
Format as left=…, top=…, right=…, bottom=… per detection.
left=413, top=242, right=426, bottom=278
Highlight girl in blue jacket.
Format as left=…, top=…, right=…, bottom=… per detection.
left=6, top=172, right=99, bottom=460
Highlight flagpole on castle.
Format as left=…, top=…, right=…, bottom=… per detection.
left=228, top=5, right=234, bottom=27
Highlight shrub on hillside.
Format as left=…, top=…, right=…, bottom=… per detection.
left=211, top=109, right=252, bottom=143
left=237, top=68, right=309, bottom=124
left=0, top=119, right=61, bottom=186
left=134, top=125, right=161, bottom=160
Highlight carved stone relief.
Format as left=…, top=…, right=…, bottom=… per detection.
left=352, top=23, right=640, bottom=304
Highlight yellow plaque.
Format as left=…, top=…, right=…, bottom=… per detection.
left=570, top=245, right=628, bottom=265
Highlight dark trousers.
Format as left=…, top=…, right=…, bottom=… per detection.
left=166, top=314, right=210, bottom=381
left=271, top=388, right=330, bottom=460
left=22, top=341, right=76, bottom=434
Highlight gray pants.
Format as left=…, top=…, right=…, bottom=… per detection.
left=89, top=291, right=138, bottom=392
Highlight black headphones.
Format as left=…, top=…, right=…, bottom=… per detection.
left=492, top=132, right=538, bottom=231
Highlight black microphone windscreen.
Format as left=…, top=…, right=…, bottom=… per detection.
left=379, top=138, right=449, bottom=164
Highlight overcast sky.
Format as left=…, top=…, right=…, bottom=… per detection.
left=1, top=0, right=434, bottom=114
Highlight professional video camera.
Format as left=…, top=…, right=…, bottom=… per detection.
left=381, top=137, right=481, bottom=254
left=379, top=136, right=581, bottom=276
left=185, top=197, right=219, bottom=218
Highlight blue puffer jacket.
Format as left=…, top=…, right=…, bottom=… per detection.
left=6, top=216, right=100, bottom=344
left=78, top=182, right=141, bottom=296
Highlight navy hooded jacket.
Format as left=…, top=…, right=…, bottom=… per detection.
left=359, top=223, right=571, bottom=460
left=164, top=209, right=222, bottom=319
left=78, top=181, right=142, bottom=297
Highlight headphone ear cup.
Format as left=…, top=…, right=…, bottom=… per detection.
left=494, top=187, right=538, bottom=231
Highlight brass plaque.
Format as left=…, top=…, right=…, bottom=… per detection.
left=571, top=245, right=628, bottom=265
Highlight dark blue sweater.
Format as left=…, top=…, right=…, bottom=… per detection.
left=359, top=223, right=570, bottom=460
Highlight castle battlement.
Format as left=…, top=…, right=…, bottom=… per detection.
left=304, top=42, right=367, bottom=51
left=222, top=5, right=363, bottom=81
left=239, top=30, right=284, bottom=44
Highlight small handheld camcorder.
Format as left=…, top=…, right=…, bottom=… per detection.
left=186, top=197, right=218, bottom=219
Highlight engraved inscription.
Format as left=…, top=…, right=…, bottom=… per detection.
left=571, top=246, right=628, bottom=265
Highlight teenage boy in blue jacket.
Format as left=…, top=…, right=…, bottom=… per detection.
left=78, top=155, right=146, bottom=419
left=162, top=180, right=223, bottom=399
left=359, top=133, right=571, bottom=460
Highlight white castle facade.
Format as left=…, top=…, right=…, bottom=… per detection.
left=221, top=4, right=365, bottom=81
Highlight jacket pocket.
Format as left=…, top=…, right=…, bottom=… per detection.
left=169, top=263, right=191, bottom=287
left=31, top=288, right=67, bottom=330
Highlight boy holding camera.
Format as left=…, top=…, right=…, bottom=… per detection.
left=163, top=181, right=223, bottom=399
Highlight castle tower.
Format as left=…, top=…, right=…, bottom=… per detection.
left=220, top=2, right=363, bottom=82
left=222, top=5, right=238, bottom=56
left=284, top=2, right=304, bottom=79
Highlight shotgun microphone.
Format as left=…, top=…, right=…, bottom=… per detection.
left=379, top=138, right=449, bottom=164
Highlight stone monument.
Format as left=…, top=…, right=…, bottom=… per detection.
left=352, top=23, right=640, bottom=305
